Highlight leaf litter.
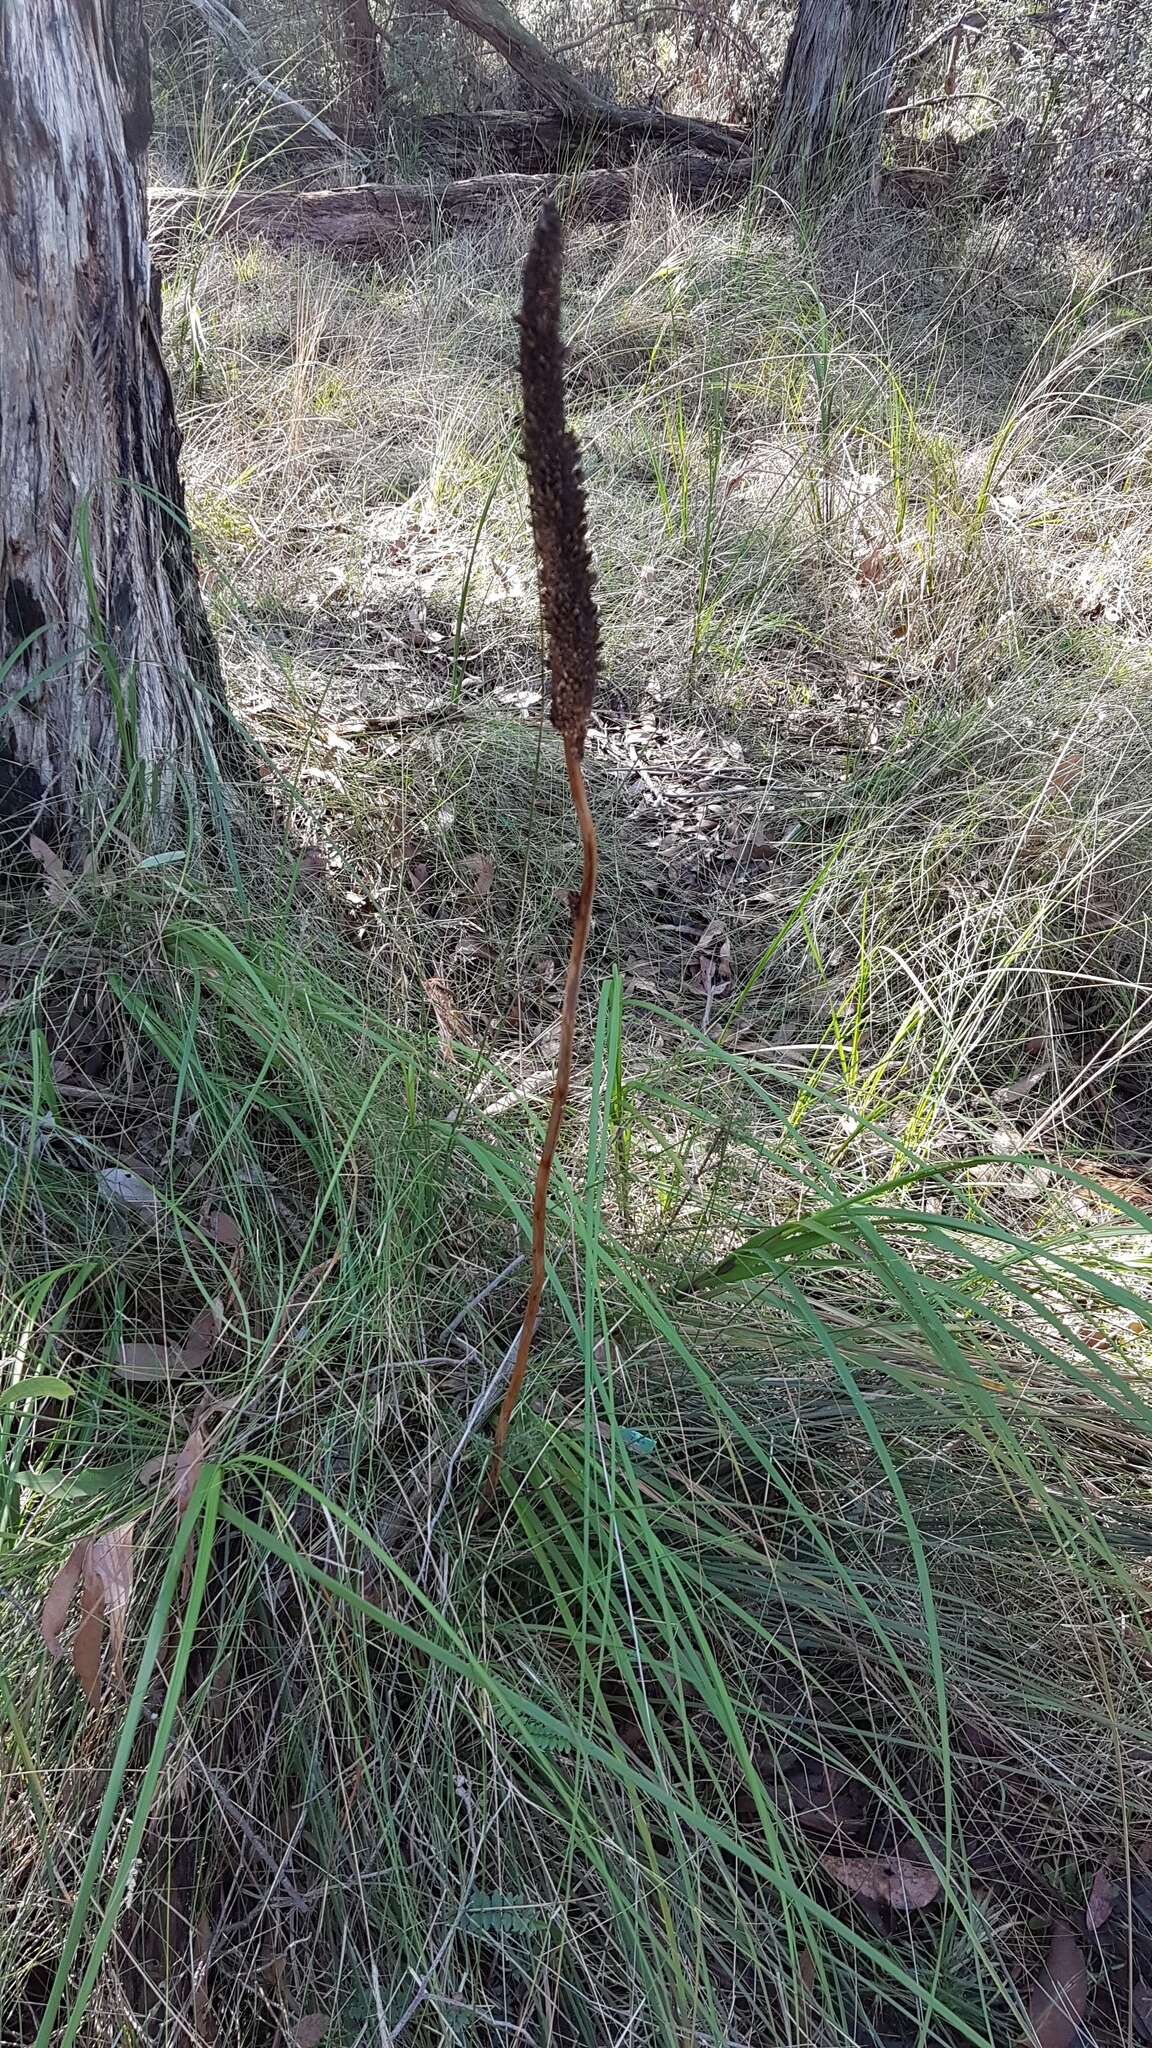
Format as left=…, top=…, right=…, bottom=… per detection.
left=97, top=1165, right=161, bottom=1213
left=41, top=1522, right=135, bottom=1705
left=292, top=2019, right=328, bottom=2048
left=39, top=1369, right=217, bottom=1705
left=28, top=833, right=77, bottom=907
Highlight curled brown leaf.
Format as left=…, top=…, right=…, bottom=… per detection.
left=181, top=1297, right=225, bottom=1371
left=72, top=1577, right=104, bottom=1706
left=173, top=1423, right=207, bottom=1519
left=465, top=850, right=495, bottom=899
left=86, top=1524, right=135, bottom=1693
left=43, top=1523, right=137, bottom=1706
left=206, top=1209, right=244, bottom=1271
left=28, top=833, right=76, bottom=906
left=293, top=2018, right=328, bottom=2048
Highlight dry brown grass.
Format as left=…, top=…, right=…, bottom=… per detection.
left=169, top=193, right=1152, bottom=1159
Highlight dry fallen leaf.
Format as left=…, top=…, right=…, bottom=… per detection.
left=41, top=1524, right=136, bottom=1704
left=293, top=2018, right=328, bottom=2048
left=97, top=1165, right=160, bottom=1213
left=855, top=544, right=890, bottom=587
left=465, top=850, right=495, bottom=899
left=778, top=1759, right=864, bottom=1840
left=1049, top=750, right=1084, bottom=794
left=116, top=1342, right=191, bottom=1380
left=1133, top=1979, right=1152, bottom=2042
left=991, top=1065, right=1049, bottom=1107
left=821, top=1851, right=940, bottom=1912
left=1086, top=1864, right=1117, bottom=1933
left=181, top=1297, right=225, bottom=1371
left=72, top=1574, right=104, bottom=1706
left=173, top=1422, right=207, bottom=1520
left=206, top=1209, right=244, bottom=1265
left=28, top=833, right=76, bottom=906
left=86, top=1524, right=135, bottom=1693
left=1027, top=1919, right=1087, bottom=2048
left=40, top=1540, right=87, bottom=1660
left=423, top=975, right=469, bottom=1063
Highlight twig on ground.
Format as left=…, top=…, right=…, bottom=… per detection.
left=439, top=1253, right=525, bottom=1352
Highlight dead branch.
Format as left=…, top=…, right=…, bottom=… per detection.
left=182, top=0, right=366, bottom=161
left=429, top=0, right=602, bottom=114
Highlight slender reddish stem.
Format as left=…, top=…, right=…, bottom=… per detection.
left=485, top=731, right=598, bottom=1496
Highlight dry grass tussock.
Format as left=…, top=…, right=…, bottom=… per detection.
left=4, top=187, right=1152, bottom=2045
left=179, top=192, right=1152, bottom=1152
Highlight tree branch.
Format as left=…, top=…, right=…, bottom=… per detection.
left=182, top=0, right=365, bottom=160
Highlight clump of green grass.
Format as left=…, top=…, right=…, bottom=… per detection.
left=3, top=857, right=1152, bottom=2044
left=9, top=178, right=1152, bottom=2043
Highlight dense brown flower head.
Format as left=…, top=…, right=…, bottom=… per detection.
left=518, top=203, right=599, bottom=753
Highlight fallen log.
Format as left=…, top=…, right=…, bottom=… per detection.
left=420, top=105, right=752, bottom=172
left=150, top=159, right=755, bottom=261
left=422, top=0, right=750, bottom=158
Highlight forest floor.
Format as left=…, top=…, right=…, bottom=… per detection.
left=180, top=194, right=1152, bottom=1151
left=5, top=189, right=1152, bottom=2047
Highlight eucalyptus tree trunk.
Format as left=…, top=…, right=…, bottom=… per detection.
left=774, top=0, right=910, bottom=198
left=333, top=0, right=390, bottom=128
left=0, top=0, right=228, bottom=856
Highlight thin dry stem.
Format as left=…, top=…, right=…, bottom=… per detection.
left=486, top=732, right=598, bottom=1492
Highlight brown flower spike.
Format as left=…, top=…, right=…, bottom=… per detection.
left=486, top=205, right=600, bottom=1494
left=517, top=202, right=600, bottom=752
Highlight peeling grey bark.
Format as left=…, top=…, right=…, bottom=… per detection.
left=0, top=0, right=227, bottom=851
left=774, top=0, right=911, bottom=197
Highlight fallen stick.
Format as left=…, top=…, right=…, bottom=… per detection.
left=182, top=0, right=364, bottom=162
